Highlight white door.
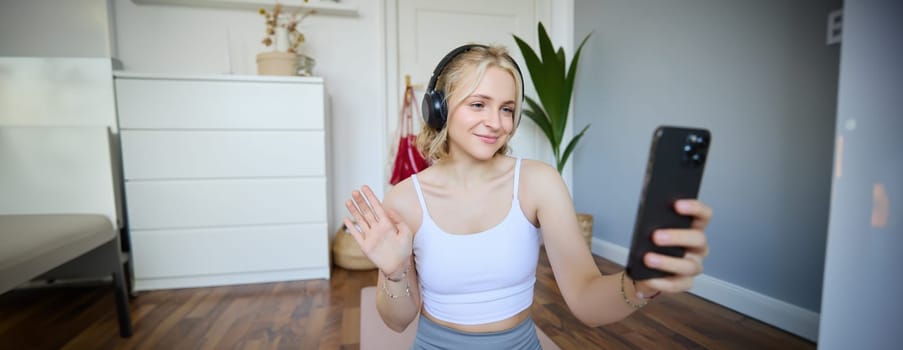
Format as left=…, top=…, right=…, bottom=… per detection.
left=391, top=0, right=551, bottom=163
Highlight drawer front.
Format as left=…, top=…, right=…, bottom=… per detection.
left=115, top=78, right=324, bottom=129
left=121, top=130, right=325, bottom=179
left=131, top=223, right=329, bottom=278
left=125, top=178, right=327, bottom=229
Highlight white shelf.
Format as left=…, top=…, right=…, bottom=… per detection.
left=134, top=0, right=358, bottom=17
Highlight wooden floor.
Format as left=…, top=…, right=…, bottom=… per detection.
left=0, top=249, right=815, bottom=349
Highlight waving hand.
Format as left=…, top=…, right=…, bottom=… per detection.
left=342, top=185, right=413, bottom=277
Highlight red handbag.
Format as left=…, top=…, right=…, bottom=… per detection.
left=389, top=84, right=431, bottom=185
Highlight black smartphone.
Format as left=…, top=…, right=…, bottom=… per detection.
left=626, top=126, right=711, bottom=281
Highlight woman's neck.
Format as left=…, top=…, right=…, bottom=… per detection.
left=432, top=154, right=510, bottom=189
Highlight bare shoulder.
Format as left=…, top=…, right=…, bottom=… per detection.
left=517, top=159, right=569, bottom=222
left=519, top=158, right=566, bottom=193
left=383, top=176, right=422, bottom=231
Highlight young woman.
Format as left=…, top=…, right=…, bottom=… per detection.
left=344, top=44, right=712, bottom=349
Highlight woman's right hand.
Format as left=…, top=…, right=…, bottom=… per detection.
left=343, top=185, right=413, bottom=278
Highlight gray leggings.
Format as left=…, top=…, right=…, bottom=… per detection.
left=411, top=315, right=542, bottom=350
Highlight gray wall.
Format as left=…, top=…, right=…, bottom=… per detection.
left=818, top=0, right=903, bottom=348
left=0, top=0, right=115, bottom=57
left=573, top=0, right=839, bottom=313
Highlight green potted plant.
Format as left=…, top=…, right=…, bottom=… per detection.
left=513, top=22, right=594, bottom=246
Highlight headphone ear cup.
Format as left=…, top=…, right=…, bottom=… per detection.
left=422, top=90, right=447, bottom=130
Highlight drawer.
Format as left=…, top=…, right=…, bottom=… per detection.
left=115, top=78, right=324, bottom=129
left=121, top=130, right=325, bottom=179
left=130, top=223, right=329, bottom=278
left=125, top=178, right=327, bottom=229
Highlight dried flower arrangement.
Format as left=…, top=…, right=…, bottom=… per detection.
left=259, top=2, right=316, bottom=53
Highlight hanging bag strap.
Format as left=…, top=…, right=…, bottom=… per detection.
left=401, top=85, right=416, bottom=136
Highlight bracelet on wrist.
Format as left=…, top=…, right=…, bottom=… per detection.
left=382, top=265, right=411, bottom=299
left=384, top=264, right=410, bottom=282
left=631, top=273, right=661, bottom=300
left=620, top=271, right=658, bottom=309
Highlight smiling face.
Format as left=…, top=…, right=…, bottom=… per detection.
left=445, top=66, right=518, bottom=161
left=414, top=45, right=524, bottom=163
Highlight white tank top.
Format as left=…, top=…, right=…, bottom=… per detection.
left=411, top=158, right=541, bottom=325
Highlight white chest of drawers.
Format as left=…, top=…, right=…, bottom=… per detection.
left=114, top=72, right=331, bottom=291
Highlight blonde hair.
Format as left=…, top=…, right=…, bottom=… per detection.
left=415, top=44, right=524, bottom=162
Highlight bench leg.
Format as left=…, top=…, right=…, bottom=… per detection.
left=113, top=267, right=133, bottom=337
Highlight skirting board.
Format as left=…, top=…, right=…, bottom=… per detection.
left=134, top=267, right=330, bottom=291
left=591, top=238, right=819, bottom=342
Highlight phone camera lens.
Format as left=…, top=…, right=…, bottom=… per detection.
left=683, top=133, right=709, bottom=166
left=693, top=151, right=706, bottom=165
left=690, top=134, right=708, bottom=145
left=684, top=147, right=706, bottom=166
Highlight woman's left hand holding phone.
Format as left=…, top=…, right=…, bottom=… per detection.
left=634, top=199, right=713, bottom=297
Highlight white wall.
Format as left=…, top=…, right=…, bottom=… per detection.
left=818, top=0, right=903, bottom=348
left=111, top=0, right=387, bottom=235
left=0, top=0, right=115, bottom=57
left=573, top=0, right=840, bottom=341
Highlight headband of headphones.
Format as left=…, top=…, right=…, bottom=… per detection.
left=422, top=44, right=524, bottom=130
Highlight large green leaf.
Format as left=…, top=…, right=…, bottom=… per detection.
left=512, top=35, right=546, bottom=107
left=515, top=33, right=560, bottom=146
left=523, top=96, right=557, bottom=149
left=552, top=47, right=568, bottom=142
left=513, top=21, right=593, bottom=174
left=558, top=124, right=591, bottom=173
left=514, top=35, right=547, bottom=113
left=522, top=112, right=556, bottom=155
left=563, top=33, right=592, bottom=125
left=536, top=23, right=564, bottom=134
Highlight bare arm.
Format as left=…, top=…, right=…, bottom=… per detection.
left=526, top=161, right=711, bottom=327
left=375, top=256, right=421, bottom=332
left=344, top=184, right=422, bottom=332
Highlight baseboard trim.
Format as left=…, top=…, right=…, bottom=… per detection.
left=590, top=238, right=819, bottom=342
left=134, top=267, right=331, bottom=292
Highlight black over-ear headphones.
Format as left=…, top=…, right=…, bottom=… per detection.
left=421, top=44, right=524, bottom=130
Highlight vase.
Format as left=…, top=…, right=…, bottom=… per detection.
left=273, top=14, right=291, bottom=52
left=256, top=51, right=298, bottom=76
left=274, top=27, right=289, bottom=52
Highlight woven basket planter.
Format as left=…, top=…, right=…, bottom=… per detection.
left=332, top=225, right=377, bottom=270
left=576, top=213, right=593, bottom=247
